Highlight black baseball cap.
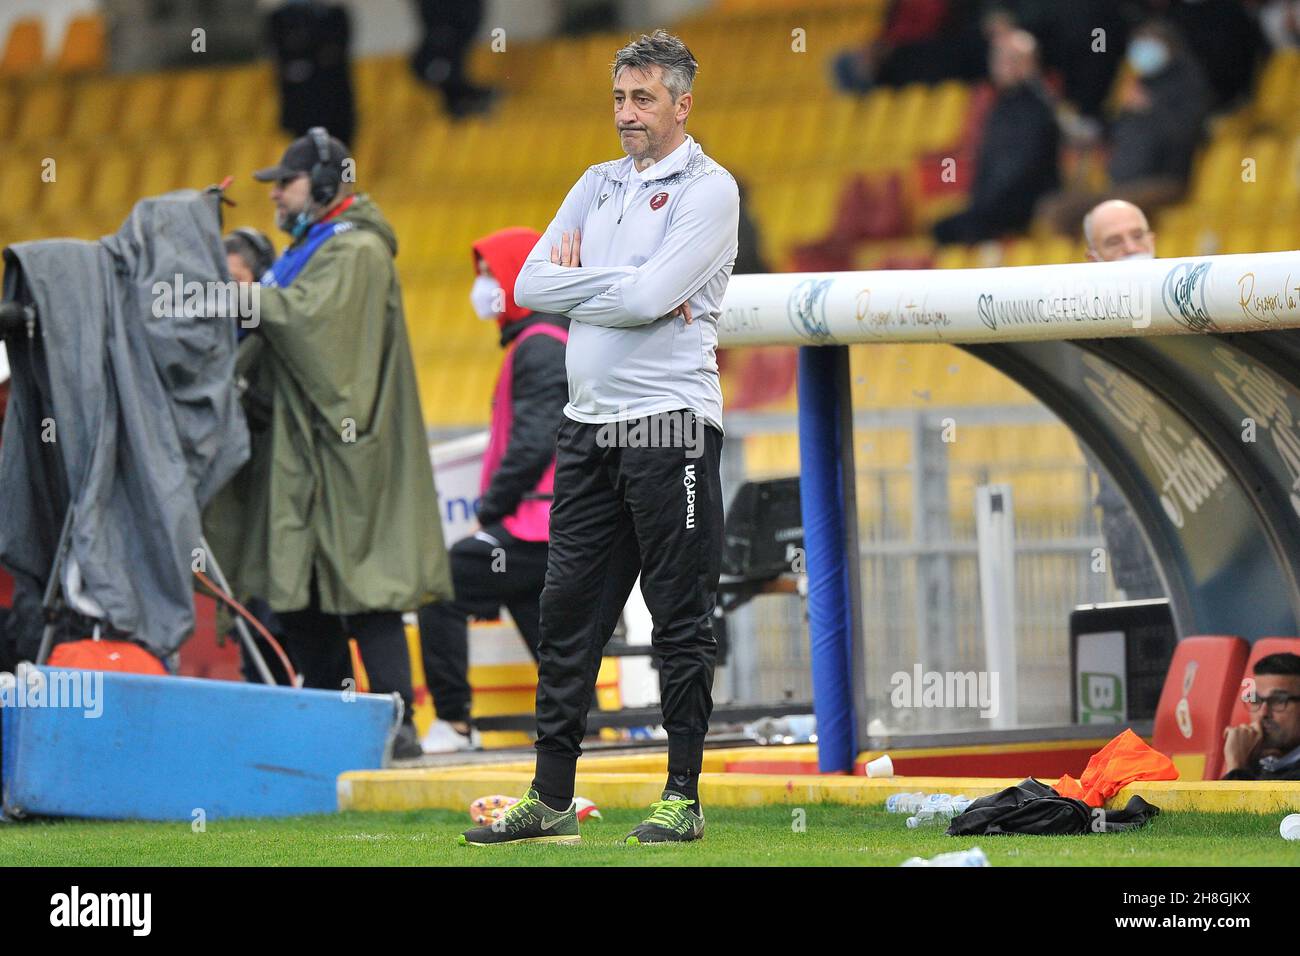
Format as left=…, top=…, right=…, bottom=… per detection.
left=252, top=131, right=351, bottom=182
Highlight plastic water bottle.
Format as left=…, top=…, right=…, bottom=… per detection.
left=901, top=846, right=990, bottom=867
left=885, top=792, right=927, bottom=814
left=904, top=794, right=972, bottom=828
left=743, top=715, right=817, bottom=745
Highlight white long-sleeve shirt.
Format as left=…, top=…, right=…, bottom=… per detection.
left=513, top=134, right=740, bottom=433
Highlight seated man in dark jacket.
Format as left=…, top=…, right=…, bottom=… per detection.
left=1038, top=21, right=1211, bottom=234
left=418, top=227, right=570, bottom=753
left=932, top=29, right=1059, bottom=245
left=1222, top=653, right=1300, bottom=781
left=1104, top=21, right=1210, bottom=206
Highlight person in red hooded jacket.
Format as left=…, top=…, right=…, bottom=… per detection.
left=418, top=227, right=570, bottom=753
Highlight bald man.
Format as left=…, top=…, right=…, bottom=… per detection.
left=1083, top=199, right=1156, bottom=262
left=1079, top=198, right=1163, bottom=599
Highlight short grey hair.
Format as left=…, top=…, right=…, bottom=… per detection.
left=611, top=30, right=698, bottom=101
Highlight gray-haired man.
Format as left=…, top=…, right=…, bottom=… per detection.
left=460, top=30, right=739, bottom=847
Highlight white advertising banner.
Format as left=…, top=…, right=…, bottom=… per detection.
left=716, top=252, right=1300, bottom=347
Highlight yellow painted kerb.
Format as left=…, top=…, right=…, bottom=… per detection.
left=338, top=760, right=1300, bottom=815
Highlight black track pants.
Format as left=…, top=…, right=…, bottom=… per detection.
left=532, top=411, right=723, bottom=801
left=278, top=599, right=415, bottom=726
left=417, top=524, right=549, bottom=724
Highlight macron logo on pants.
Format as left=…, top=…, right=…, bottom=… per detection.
left=684, top=464, right=697, bottom=529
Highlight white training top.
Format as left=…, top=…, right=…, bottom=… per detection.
left=513, top=134, right=740, bottom=433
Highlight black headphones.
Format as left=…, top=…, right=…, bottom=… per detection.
left=307, top=126, right=341, bottom=206
left=230, top=227, right=276, bottom=278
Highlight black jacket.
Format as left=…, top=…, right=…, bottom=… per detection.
left=1108, top=55, right=1210, bottom=186
left=475, top=313, right=569, bottom=530
left=268, top=1, right=356, bottom=146
left=947, top=778, right=1159, bottom=836
left=969, top=80, right=1060, bottom=232
left=1222, top=747, right=1300, bottom=781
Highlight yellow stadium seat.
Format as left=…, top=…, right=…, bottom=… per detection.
left=0, top=150, right=48, bottom=216
left=209, top=64, right=277, bottom=134
left=820, top=96, right=861, bottom=168
left=65, top=75, right=126, bottom=142
left=137, top=144, right=186, bottom=198
left=117, top=74, right=171, bottom=141
left=182, top=142, right=228, bottom=190
left=89, top=148, right=140, bottom=218
left=921, top=81, right=970, bottom=154
left=13, top=81, right=69, bottom=142
left=1, top=18, right=44, bottom=76
left=1040, top=236, right=1080, bottom=264
left=1253, top=50, right=1299, bottom=129
left=38, top=156, right=91, bottom=218
left=890, top=84, right=931, bottom=161
left=1155, top=203, right=1197, bottom=235
left=859, top=88, right=896, bottom=165
left=355, top=55, right=429, bottom=129
left=1192, top=135, right=1245, bottom=206
left=1260, top=220, right=1300, bottom=253
left=1000, top=238, right=1039, bottom=267
left=1277, top=133, right=1300, bottom=206
left=933, top=244, right=971, bottom=270
left=56, top=14, right=106, bottom=73
left=1239, top=136, right=1282, bottom=208
left=166, top=70, right=218, bottom=135
left=1219, top=221, right=1263, bottom=255
left=1154, top=223, right=1194, bottom=259
left=0, top=85, right=15, bottom=140
left=349, top=131, right=390, bottom=188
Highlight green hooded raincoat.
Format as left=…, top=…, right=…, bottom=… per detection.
left=204, top=194, right=452, bottom=614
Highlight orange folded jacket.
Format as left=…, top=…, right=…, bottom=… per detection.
left=1055, top=728, right=1179, bottom=807
left=47, top=638, right=167, bottom=675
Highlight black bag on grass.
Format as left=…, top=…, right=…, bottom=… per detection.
left=946, top=778, right=1160, bottom=836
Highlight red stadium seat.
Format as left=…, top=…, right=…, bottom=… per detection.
left=1226, top=637, right=1300, bottom=727
left=831, top=173, right=909, bottom=243
left=1152, top=635, right=1250, bottom=781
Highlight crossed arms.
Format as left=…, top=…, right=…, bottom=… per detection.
left=514, top=168, right=739, bottom=329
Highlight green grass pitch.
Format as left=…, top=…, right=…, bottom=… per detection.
left=3, top=805, right=1299, bottom=866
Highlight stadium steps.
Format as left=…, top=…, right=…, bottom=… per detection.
left=15, top=9, right=1297, bottom=428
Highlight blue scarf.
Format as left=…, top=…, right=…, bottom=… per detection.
left=262, top=218, right=355, bottom=289
left=239, top=218, right=354, bottom=342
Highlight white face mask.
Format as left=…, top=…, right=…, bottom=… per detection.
left=470, top=275, right=503, bottom=320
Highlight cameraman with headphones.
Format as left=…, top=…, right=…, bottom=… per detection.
left=204, top=128, right=452, bottom=758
